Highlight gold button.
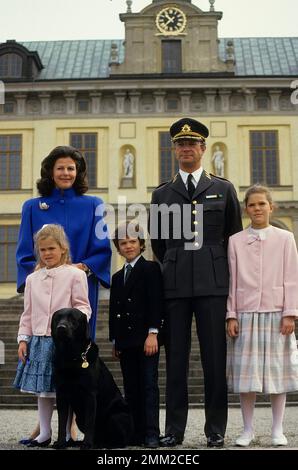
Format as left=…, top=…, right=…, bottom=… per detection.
left=192, top=200, right=197, bottom=205
left=194, top=242, right=199, bottom=247
left=194, top=231, right=199, bottom=236
left=192, top=210, right=197, bottom=215
left=194, top=221, right=198, bottom=225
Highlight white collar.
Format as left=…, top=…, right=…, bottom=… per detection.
left=248, top=225, right=273, bottom=240
left=179, top=167, right=203, bottom=186
left=125, top=254, right=142, bottom=269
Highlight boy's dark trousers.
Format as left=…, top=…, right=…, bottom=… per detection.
left=120, top=346, right=160, bottom=444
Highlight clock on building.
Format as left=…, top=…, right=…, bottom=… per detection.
left=156, top=6, right=187, bottom=36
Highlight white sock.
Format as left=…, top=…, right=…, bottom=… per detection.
left=270, top=393, right=286, bottom=437
left=240, top=392, right=256, bottom=434
left=36, top=397, right=54, bottom=443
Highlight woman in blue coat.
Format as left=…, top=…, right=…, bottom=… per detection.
left=16, top=145, right=111, bottom=340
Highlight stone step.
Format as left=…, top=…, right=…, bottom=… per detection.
left=1, top=298, right=298, bottom=409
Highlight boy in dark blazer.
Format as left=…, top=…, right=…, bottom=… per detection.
left=109, top=221, right=163, bottom=448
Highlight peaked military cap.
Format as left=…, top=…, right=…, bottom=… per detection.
left=170, top=117, right=209, bottom=143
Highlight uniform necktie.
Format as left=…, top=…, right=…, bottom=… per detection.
left=187, top=174, right=195, bottom=199
left=124, top=264, right=133, bottom=283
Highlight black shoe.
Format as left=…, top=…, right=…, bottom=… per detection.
left=207, top=433, right=224, bottom=448
left=66, top=438, right=82, bottom=448
left=19, top=437, right=33, bottom=445
left=159, top=434, right=183, bottom=447
left=144, top=437, right=159, bottom=449
left=27, top=437, right=51, bottom=448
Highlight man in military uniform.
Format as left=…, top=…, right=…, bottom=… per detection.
left=150, top=118, right=242, bottom=448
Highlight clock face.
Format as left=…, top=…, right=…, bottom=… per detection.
left=156, top=6, right=187, bottom=36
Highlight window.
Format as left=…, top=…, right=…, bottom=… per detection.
left=70, top=133, right=97, bottom=188
left=0, top=53, right=22, bottom=78
left=0, top=135, right=22, bottom=189
left=0, top=226, right=18, bottom=282
left=159, top=132, right=178, bottom=182
left=3, top=102, right=15, bottom=114
left=166, top=98, right=179, bottom=111
left=162, top=40, right=182, bottom=73
left=77, top=99, right=90, bottom=113
left=250, top=131, right=279, bottom=185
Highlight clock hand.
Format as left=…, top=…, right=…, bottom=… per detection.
left=165, top=17, right=175, bottom=26
left=164, top=13, right=175, bottom=25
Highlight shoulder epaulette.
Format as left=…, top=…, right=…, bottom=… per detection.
left=204, top=170, right=212, bottom=180
left=155, top=181, right=168, bottom=189
left=209, top=172, right=230, bottom=182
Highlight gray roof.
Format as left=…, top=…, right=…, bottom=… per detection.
left=219, top=38, right=298, bottom=76
left=20, top=37, right=298, bottom=80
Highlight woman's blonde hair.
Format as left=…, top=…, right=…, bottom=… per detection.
left=34, top=224, right=71, bottom=269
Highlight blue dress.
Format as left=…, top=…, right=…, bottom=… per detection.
left=16, top=188, right=111, bottom=339
left=14, top=336, right=55, bottom=395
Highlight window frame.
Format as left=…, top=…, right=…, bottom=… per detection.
left=249, top=130, right=279, bottom=186
left=69, top=132, right=98, bottom=188
left=162, top=40, right=182, bottom=74
left=159, top=131, right=178, bottom=183
left=0, top=53, right=23, bottom=78
left=0, top=225, right=18, bottom=283
left=0, top=134, right=22, bottom=190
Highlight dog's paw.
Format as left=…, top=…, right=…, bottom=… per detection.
left=52, top=440, right=68, bottom=449
left=80, top=441, right=93, bottom=450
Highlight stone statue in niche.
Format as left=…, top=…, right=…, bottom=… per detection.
left=123, top=148, right=134, bottom=178
left=212, top=145, right=225, bottom=177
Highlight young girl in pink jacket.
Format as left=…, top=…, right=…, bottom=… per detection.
left=226, top=185, right=298, bottom=447
left=14, top=224, right=91, bottom=447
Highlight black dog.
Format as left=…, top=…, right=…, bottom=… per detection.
left=51, top=308, right=134, bottom=449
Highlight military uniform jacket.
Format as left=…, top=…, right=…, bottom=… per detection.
left=109, top=256, right=164, bottom=350
left=150, top=171, right=242, bottom=299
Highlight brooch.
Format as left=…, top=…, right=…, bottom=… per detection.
left=39, top=202, right=49, bottom=210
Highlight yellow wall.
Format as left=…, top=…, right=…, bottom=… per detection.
left=1, top=114, right=298, bottom=297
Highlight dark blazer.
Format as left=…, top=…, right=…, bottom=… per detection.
left=109, top=256, right=163, bottom=350
left=150, top=171, right=242, bottom=299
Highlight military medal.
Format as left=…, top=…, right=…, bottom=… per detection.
left=82, top=360, right=89, bottom=369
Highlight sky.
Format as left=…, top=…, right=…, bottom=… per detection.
left=0, top=0, right=297, bottom=43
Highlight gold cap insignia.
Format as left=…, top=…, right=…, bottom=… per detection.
left=181, top=124, right=191, bottom=134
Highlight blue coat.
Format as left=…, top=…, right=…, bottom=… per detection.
left=16, top=187, right=112, bottom=339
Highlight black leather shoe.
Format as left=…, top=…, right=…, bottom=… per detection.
left=27, top=437, right=51, bottom=448
left=144, top=437, right=159, bottom=448
left=159, top=434, right=183, bottom=447
left=66, top=438, right=82, bottom=447
left=207, top=433, right=224, bottom=448
left=19, top=437, right=33, bottom=445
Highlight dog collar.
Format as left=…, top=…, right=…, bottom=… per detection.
left=81, top=342, right=91, bottom=369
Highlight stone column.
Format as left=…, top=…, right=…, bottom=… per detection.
left=39, top=92, right=51, bottom=115
left=219, top=90, right=231, bottom=113
left=245, top=89, right=256, bottom=113
left=269, top=90, right=281, bottom=112
left=180, top=90, right=191, bottom=114
left=15, top=93, right=27, bottom=115
left=129, top=91, right=141, bottom=114
left=90, top=92, right=102, bottom=114
left=115, top=91, right=126, bottom=114
left=205, top=90, right=216, bottom=113
left=154, top=90, right=166, bottom=113
left=64, top=92, right=76, bottom=115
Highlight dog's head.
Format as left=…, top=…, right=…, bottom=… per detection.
left=51, top=308, right=90, bottom=345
